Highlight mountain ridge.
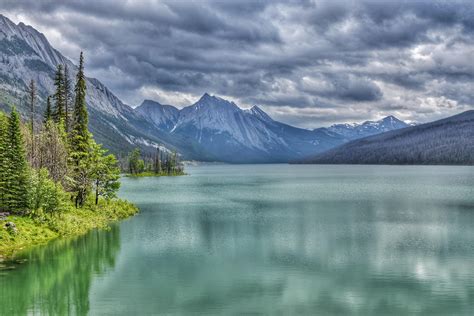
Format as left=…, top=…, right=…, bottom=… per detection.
left=300, top=110, right=474, bottom=165
left=0, top=14, right=175, bottom=155
left=134, top=93, right=410, bottom=162
left=0, top=14, right=414, bottom=163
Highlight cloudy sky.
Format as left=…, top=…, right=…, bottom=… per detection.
left=3, top=0, right=473, bottom=127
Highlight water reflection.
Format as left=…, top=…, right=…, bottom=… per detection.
left=1, top=165, right=474, bottom=315
left=0, top=225, right=121, bottom=315
left=93, top=165, right=473, bottom=315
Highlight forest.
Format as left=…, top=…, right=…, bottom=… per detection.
left=302, top=110, right=474, bottom=165
left=126, top=147, right=184, bottom=176
left=0, top=53, right=138, bottom=256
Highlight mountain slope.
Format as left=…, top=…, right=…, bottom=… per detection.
left=321, top=116, right=410, bottom=140
left=0, top=14, right=171, bottom=155
left=301, top=110, right=474, bottom=165
left=0, top=14, right=412, bottom=163
left=136, top=93, right=409, bottom=162
left=135, top=99, right=179, bottom=131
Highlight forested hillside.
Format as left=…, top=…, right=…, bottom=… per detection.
left=0, top=52, right=137, bottom=257
left=301, top=110, right=474, bottom=165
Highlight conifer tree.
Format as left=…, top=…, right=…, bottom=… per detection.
left=53, top=64, right=65, bottom=124
left=91, top=142, right=120, bottom=205
left=70, top=52, right=90, bottom=207
left=128, top=148, right=144, bottom=174
left=0, top=112, right=8, bottom=209
left=63, top=64, right=72, bottom=132
left=44, top=96, right=53, bottom=123
left=27, top=79, right=37, bottom=167
left=4, top=108, right=30, bottom=213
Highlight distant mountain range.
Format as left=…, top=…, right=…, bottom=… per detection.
left=135, top=95, right=410, bottom=162
left=1, top=14, right=470, bottom=165
left=301, top=110, right=474, bottom=165
left=0, top=14, right=411, bottom=163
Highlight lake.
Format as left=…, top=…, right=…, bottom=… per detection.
left=1, top=165, right=474, bottom=315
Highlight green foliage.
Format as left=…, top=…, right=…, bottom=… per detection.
left=90, top=141, right=121, bottom=204
left=128, top=148, right=144, bottom=174
left=70, top=52, right=90, bottom=207
left=63, top=64, right=72, bottom=132
left=53, top=64, right=65, bottom=124
left=44, top=95, right=52, bottom=123
left=0, top=51, right=141, bottom=257
left=70, top=52, right=89, bottom=153
left=29, top=168, right=67, bottom=214
left=126, top=147, right=185, bottom=176
left=1, top=108, right=30, bottom=213
left=0, top=198, right=138, bottom=257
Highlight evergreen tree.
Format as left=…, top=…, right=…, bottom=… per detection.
left=0, top=112, right=8, bottom=209
left=29, top=168, right=64, bottom=214
left=70, top=52, right=90, bottom=207
left=90, top=142, right=120, bottom=205
left=128, top=148, right=141, bottom=174
left=4, top=108, right=30, bottom=213
left=63, top=64, right=72, bottom=132
left=53, top=64, right=65, bottom=124
left=44, top=96, right=53, bottom=123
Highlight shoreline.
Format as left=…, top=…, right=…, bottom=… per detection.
left=124, top=171, right=187, bottom=178
left=0, top=199, right=138, bottom=260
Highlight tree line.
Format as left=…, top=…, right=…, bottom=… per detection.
left=127, top=147, right=184, bottom=176
left=0, top=52, right=120, bottom=215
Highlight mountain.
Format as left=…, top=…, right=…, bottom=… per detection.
left=321, top=115, right=410, bottom=140
left=134, top=93, right=409, bottom=163
left=0, top=14, right=172, bottom=156
left=300, top=110, right=474, bottom=165
left=135, top=100, right=179, bottom=131
left=0, top=14, right=411, bottom=163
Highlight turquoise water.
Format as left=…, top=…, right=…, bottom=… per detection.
left=1, top=165, right=474, bottom=315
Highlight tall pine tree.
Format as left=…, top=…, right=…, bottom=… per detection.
left=63, top=64, right=72, bottom=132
left=4, top=108, right=30, bottom=213
left=70, top=52, right=90, bottom=207
left=0, top=112, right=8, bottom=209
left=44, top=95, right=53, bottom=123
left=53, top=64, right=65, bottom=124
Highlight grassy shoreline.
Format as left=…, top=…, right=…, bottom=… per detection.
left=0, top=198, right=138, bottom=259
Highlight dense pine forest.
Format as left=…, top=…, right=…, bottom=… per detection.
left=0, top=53, right=138, bottom=256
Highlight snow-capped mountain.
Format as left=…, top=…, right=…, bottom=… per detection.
left=321, top=115, right=410, bottom=140
left=0, top=14, right=410, bottom=163
left=0, top=14, right=171, bottom=154
left=134, top=93, right=409, bottom=162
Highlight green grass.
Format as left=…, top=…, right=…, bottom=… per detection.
left=0, top=198, right=138, bottom=258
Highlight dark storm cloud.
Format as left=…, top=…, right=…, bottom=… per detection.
left=2, top=0, right=473, bottom=126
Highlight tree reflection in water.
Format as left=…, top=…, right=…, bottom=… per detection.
left=0, top=225, right=121, bottom=315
